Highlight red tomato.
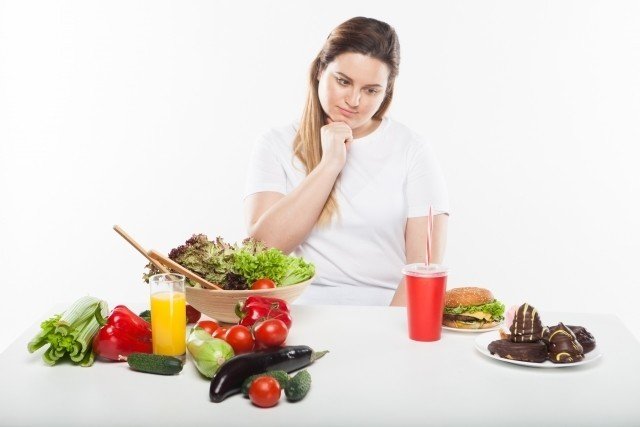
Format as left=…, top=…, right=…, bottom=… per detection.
left=186, top=305, right=202, bottom=324
left=253, top=341, right=268, bottom=351
left=254, top=319, right=288, bottom=348
left=249, top=376, right=281, bottom=408
left=225, top=325, right=254, bottom=354
left=212, top=327, right=228, bottom=340
left=251, top=278, right=276, bottom=290
left=196, top=320, right=219, bottom=336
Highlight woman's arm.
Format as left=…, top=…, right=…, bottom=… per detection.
left=390, top=213, right=449, bottom=306
left=244, top=161, right=342, bottom=254
left=245, top=122, right=353, bottom=254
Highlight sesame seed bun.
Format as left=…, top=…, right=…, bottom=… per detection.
left=444, top=287, right=495, bottom=308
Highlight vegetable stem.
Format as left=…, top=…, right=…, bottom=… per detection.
left=27, top=296, right=109, bottom=367
left=309, top=350, right=329, bottom=362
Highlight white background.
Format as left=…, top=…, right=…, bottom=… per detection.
left=1, top=1, right=639, bottom=353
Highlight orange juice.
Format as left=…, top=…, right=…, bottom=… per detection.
left=150, top=291, right=186, bottom=356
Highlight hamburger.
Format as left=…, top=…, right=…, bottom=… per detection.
left=443, top=287, right=505, bottom=329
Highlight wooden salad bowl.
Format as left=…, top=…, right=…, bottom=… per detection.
left=185, top=276, right=314, bottom=323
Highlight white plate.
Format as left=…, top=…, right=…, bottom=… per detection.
left=442, top=323, right=503, bottom=333
left=474, top=330, right=602, bottom=368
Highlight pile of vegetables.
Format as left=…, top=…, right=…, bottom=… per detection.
left=188, top=311, right=291, bottom=378
left=143, top=235, right=315, bottom=290
left=26, top=294, right=326, bottom=407
left=210, top=345, right=327, bottom=406
left=242, top=369, right=314, bottom=407
left=27, top=296, right=109, bottom=367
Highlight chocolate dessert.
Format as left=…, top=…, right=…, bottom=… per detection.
left=488, top=339, right=548, bottom=363
left=547, top=322, right=584, bottom=363
left=547, top=325, right=596, bottom=354
left=510, top=303, right=548, bottom=343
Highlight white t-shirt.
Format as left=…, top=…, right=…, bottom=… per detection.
left=244, top=116, right=449, bottom=306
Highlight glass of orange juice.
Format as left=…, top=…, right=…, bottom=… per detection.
left=149, top=273, right=186, bottom=359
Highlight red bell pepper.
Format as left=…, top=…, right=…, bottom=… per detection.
left=93, top=305, right=153, bottom=361
left=235, top=296, right=292, bottom=329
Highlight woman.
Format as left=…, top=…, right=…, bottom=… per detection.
left=244, top=17, right=449, bottom=306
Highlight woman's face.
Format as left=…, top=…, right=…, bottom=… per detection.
left=317, top=52, right=390, bottom=136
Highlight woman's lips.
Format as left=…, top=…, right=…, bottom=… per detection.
left=337, top=106, right=357, bottom=117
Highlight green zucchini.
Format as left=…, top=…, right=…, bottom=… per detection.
left=285, top=370, right=311, bottom=402
left=127, top=353, right=183, bottom=375
left=241, top=370, right=290, bottom=396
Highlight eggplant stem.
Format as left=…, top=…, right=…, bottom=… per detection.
left=310, top=350, right=329, bottom=362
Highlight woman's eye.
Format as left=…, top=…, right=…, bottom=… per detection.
left=337, top=78, right=349, bottom=86
left=367, top=88, right=379, bottom=95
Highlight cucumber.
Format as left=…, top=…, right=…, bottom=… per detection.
left=285, top=370, right=311, bottom=402
left=127, top=353, right=183, bottom=375
left=241, top=370, right=290, bottom=396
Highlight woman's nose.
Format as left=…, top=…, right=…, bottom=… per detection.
left=345, top=89, right=360, bottom=108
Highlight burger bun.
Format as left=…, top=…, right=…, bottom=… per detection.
left=442, top=318, right=502, bottom=330
left=445, top=287, right=494, bottom=308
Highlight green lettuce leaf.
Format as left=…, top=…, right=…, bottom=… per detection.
left=443, top=300, right=505, bottom=320
left=280, top=256, right=315, bottom=287
left=233, top=247, right=289, bottom=285
left=232, top=241, right=315, bottom=287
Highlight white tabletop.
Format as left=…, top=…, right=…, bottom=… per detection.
left=1, top=305, right=639, bottom=427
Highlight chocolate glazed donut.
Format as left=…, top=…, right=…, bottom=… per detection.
left=548, top=325, right=596, bottom=354
left=488, top=339, right=548, bottom=363
left=547, top=323, right=584, bottom=363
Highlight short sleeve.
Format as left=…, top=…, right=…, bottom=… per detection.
left=406, top=139, right=450, bottom=217
left=243, top=136, right=287, bottom=200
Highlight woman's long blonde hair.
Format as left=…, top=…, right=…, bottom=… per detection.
left=293, top=17, right=401, bottom=226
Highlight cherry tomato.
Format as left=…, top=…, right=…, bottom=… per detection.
left=251, top=278, right=276, bottom=290
left=248, top=376, right=281, bottom=408
left=225, top=325, right=254, bottom=354
left=186, top=305, right=202, bottom=324
left=196, top=320, right=219, bottom=336
left=254, top=318, right=288, bottom=348
left=212, top=327, right=228, bottom=340
left=253, top=341, right=268, bottom=351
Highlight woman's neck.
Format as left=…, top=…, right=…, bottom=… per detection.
left=352, top=118, right=382, bottom=139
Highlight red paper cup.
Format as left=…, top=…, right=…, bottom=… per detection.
left=403, top=263, right=448, bottom=342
